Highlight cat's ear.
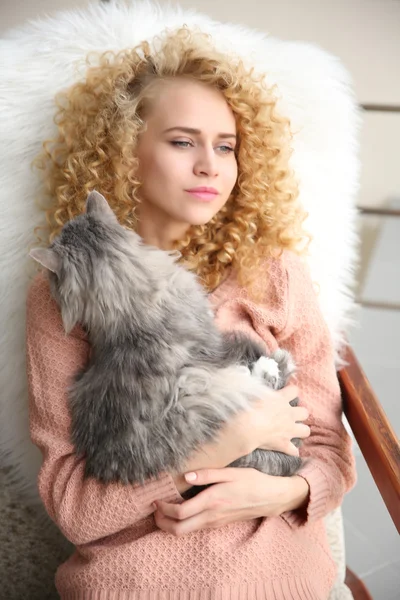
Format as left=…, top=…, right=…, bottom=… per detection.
left=86, top=190, right=118, bottom=223
left=29, top=248, right=60, bottom=275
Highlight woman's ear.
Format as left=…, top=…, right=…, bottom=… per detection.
left=29, top=248, right=60, bottom=275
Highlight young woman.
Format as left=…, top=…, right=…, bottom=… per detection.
left=26, top=27, right=356, bottom=600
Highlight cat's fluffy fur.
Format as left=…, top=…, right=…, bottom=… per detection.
left=30, top=191, right=302, bottom=486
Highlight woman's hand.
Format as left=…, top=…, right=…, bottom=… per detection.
left=171, top=384, right=311, bottom=495
left=229, top=384, right=311, bottom=458
left=154, top=467, right=310, bottom=537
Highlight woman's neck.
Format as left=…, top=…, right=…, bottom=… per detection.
left=136, top=210, right=189, bottom=250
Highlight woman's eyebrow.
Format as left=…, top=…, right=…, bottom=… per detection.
left=163, top=126, right=237, bottom=140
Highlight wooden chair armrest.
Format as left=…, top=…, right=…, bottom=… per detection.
left=338, top=345, right=400, bottom=533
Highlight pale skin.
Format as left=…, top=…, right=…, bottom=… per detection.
left=135, top=77, right=311, bottom=536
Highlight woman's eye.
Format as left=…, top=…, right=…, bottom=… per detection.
left=171, top=140, right=192, bottom=148
left=170, top=141, right=235, bottom=154
left=218, top=145, right=235, bottom=154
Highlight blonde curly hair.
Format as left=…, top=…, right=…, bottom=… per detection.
left=33, top=26, right=310, bottom=296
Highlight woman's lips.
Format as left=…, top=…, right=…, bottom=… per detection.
left=185, top=189, right=219, bottom=201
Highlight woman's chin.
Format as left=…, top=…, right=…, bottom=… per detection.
left=185, top=208, right=220, bottom=227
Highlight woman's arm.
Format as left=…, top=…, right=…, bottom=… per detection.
left=27, top=274, right=187, bottom=545
left=278, top=475, right=310, bottom=513
left=239, top=252, right=356, bottom=525
left=272, top=252, right=357, bottom=526
left=27, top=275, right=183, bottom=544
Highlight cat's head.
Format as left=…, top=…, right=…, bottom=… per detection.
left=29, top=191, right=138, bottom=333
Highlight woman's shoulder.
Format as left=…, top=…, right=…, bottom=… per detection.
left=255, top=248, right=311, bottom=294
left=250, top=250, right=316, bottom=323
left=27, top=271, right=54, bottom=317
left=26, top=272, right=87, bottom=342
left=216, top=249, right=309, bottom=303
left=27, top=270, right=50, bottom=299
left=264, top=249, right=315, bottom=298
left=267, top=248, right=310, bottom=276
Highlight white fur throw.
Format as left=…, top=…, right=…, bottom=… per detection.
left=0, top=0, right=360, bottom=505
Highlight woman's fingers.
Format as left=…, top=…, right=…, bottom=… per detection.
left=285, top=443, right=300, bottom=457
left=155, top=492, right=210, bottom=521
left=293, top=406, right=309, bottom=421
left=155, top=469, right=234, bottom=521
left=154, top=506, right=210, bottom=536
left=155, top=497, right=203, bottom=521
left=286, top=424, right=311, bottom=455
left=295, top=422, right=311, bottom=439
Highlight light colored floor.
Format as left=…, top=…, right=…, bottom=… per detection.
left=342, top=205, right=400, bottom=600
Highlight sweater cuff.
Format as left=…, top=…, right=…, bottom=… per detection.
left=280, top=463, right=331, bottom=528
left=133, top=472, right=184, bottom=517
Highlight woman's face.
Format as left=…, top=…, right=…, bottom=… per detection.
left=135, top=78, right=238, bottom=248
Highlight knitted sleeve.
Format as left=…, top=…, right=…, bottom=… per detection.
left=241, top=252, right=357, bottom=526
left=26, top=274, right=183, bottom=546
left=278, top=252, right=357, bottom=526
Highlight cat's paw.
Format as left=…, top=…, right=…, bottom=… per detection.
left=252, top=356, right=280, bottom=389
left=271, top=349, right=296, bottom=386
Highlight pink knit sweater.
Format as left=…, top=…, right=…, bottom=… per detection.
left=26, top=250, right=356, bottom=600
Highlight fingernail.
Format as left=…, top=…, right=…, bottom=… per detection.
left=184, top=472, right=197, bottom=482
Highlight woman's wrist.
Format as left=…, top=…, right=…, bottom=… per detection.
left=171, top=472, right=192, bottom=494
left=281, top=475, right=310, bottom=514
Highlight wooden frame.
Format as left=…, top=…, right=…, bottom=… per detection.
left=339, top=345, right=400, bottom=533
left=345, top=568, right=374, bottom=600
left=338, top=345, right=400, bottom=598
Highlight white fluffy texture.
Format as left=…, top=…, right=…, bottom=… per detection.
left=252, top=357, right=280, bottom=382
left=0, top=0, right=360, bottom=505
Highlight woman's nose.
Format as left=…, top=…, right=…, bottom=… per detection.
left=193, top=147, right=218, bottom=177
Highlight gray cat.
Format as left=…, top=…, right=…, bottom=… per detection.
left=29, top=191, right=302, bottom=490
